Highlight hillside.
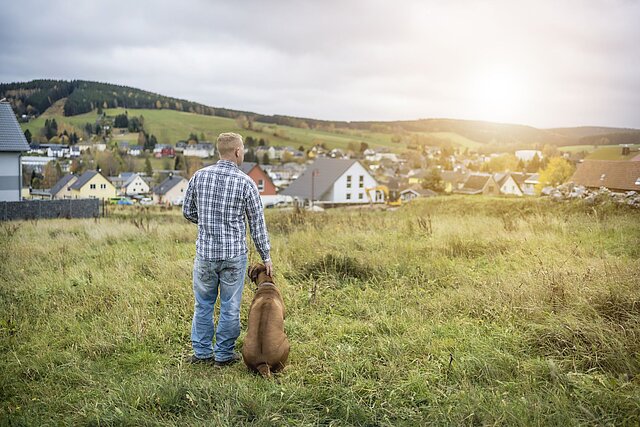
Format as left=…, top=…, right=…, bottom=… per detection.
left=2, top=197, right=639, bottom=425
left=4, top=79, right=640, bottom=151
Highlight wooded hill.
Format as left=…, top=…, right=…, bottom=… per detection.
left=2, top=79, right=639, bottom=148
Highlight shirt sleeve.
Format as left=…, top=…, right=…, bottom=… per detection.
left=182, top=174, right=198, bottom=224
left=245, top=180, right=271, bottom=262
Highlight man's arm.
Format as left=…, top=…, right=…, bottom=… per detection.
left=182, top=174, right=198, bottom=224
left=245, top=181, right=271, bottom=265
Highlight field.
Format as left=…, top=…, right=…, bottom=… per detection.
left=559, top=144, right=640, bottom=160
left=21, top=107, right=410, bottom=153
left=1, top=197, right=639, bottom=425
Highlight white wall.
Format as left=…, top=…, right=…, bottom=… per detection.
left=0, top=153, right=21, bottom=201
left=324, top=162, right=378, bottom=203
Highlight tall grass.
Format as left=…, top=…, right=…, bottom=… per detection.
left=1, top=196, right=639, bottom=425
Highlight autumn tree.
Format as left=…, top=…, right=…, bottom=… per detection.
left=421, top=168, right=444, bottom=192
left=536, top=157, right=575, bottom=193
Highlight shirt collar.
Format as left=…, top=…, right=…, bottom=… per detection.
left=217, top=159, right=238, bottom=169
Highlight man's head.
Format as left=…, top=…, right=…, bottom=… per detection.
left=217, top=132, right=244, bottom=166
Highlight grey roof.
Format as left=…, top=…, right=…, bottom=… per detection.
left=70, top=170, right=100, bottom=190
left=123, top=173, right=141, bottom=187
left=281, top=158, right=358, bottom=199
left=154, top=174, right=186, bottom=195
left=240, top=162, right=257, bottom=174
left=50, top=174, right=77, bottom=196
left=0, top=102, right=30, bottom=152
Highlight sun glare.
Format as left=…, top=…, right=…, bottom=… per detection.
left=470, top=66, right=528, bottom=123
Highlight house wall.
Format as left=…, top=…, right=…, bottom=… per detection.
left=324, top=162, right=378, bottom=203
left=500, top=176, right=523, bottom=196
left=0, top=153, right=22, bottom=202
left=247, top=167, right=277, bottom=196
left=52, top=177, right=78, bottom=199
left=125, top=176, right=150, bottom=195
left=154, top=179, right=188, bottom=204
left=482, top=177, right=501, bottom=195
left=73, top=174, right=117, bottom=200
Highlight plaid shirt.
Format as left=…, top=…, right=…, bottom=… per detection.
left=183, top=160, right=271, bottom=262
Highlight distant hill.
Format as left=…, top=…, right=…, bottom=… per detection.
left=3, top=79, right=639, bottom=150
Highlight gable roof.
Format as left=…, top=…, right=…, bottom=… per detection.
left=50, top=174, right=77, bottom=195
left=571, top=160, right=640, bottom=191
left=0, top=102, right=30, bottom=152
left=70, top=170, right=101, bottom=190
left=462, top=174, right=491, bottom=190
left=123, top=173, right=143, bottom=187
left=440, top=170, right=468, bottom=184
left=281, top=158, right=358, bottom=198
left=154, top=174, right=186, bottom=195
left=240, top=162, right=257, bottom=175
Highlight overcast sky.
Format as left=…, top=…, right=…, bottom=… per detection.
left=1, top=0, right=639, bottom=128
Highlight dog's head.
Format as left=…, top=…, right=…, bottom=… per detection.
left=248, top=263, right=271, bottom=285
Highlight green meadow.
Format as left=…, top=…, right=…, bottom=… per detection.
left=21, top=107, right=407, bottom=153
left=1, top=197, right=639, bottom=425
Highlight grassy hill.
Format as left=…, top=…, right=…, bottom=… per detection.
left=2, top=197, right=639, bottom=425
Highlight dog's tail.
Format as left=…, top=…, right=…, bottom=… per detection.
left=256, top=363, right=271, bottom=379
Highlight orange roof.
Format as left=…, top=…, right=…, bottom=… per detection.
left=571, top=160, right=640, bottom=191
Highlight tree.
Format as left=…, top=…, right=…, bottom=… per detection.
left=421, top=168, right=444, bottom=192
left=186, top=157, right=203, bottom=178
left=114, top=113, right=129, bottom=128
left=24, top=129, right=32, bottom=144
left=526, top=153, right=542, bottom=173
left=144, top=157, right=153, bottom=177
left=42, top=161, right=63, bottom=188
left=147, top=134, right=158, bottom=151
left=536, top=157, right=575, bottom=193
left=261, top=153, right=270, bottom=165
left=174, top=154, right=186, bottom=171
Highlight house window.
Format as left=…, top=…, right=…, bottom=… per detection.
left=100, top=184, right=106, bottom=189
left=358, top=193, right=363, bottom=200
left=90, top=184, right=96, bottom=190
left=258, top=179, right=265, bottom=191
left=359, top=175, right=364, bottom=188
left=346, top=175, right=352, bottom=188
left=346, top=193, right=351, bottom=200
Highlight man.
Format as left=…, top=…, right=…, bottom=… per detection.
left=183, top=132, right=273, bottom=367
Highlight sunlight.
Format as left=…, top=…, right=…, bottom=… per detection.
left=469, top=66, right=528, bottom=123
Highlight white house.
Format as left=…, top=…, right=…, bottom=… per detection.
left=153, top=174, right=188, bottom=205
left=110, top=172, right=150, bottom=196
left=0, top=101, right=30, bottom=201
left=183, top=143, right=215, bottom=158
left=515, top=150, right=543, bottom=162
left=281, top=158, right=379, bottom=205
left=494, top=173, right=524, bottom=196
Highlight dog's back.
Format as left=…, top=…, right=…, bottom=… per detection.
left=242, top=284, right=289, bottom=378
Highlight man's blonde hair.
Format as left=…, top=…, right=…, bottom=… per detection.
left=217, top=132, right=243, bottom=157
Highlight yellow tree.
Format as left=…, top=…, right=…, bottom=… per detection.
left=536, top=157, right=575, bottom=193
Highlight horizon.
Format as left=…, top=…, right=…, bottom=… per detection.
left=1, top=1, right=639, bottom=129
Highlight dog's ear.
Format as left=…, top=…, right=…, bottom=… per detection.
left=248, top=264, right=264, bottom=282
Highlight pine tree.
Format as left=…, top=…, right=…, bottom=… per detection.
left=144, top=157, right=153, bottom=176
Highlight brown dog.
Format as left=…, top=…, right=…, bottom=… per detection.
left=242, top=263, right=290, bottom=378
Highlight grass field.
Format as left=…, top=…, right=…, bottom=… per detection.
left=560, top=144, right=640, bottom=160
left=20, top=106, right=410, bottom=153
left=2, top=197, right=639, bottom=425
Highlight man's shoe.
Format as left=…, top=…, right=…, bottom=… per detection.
left=189, top=354, right=215, bottom=364
left=214, top=353, right=242, bottom=368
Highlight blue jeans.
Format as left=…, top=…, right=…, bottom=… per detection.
left=191, top=253, right=247, bottom=361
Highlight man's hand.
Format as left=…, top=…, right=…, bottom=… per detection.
left=264, top=260, right=273, bottom=277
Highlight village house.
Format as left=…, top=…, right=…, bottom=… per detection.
left=154, top=144, right=176, bottom=158
left=128, top=145, right=143, bottom=156
left=281, top=158, right=379, bottom=205
left=263, top=163, right=306, bottom=189
left=183, top=142, right=215, bottom=158
left=494, top=172, right=524, bottom=196
left=522, top=173, right=539, bottom=195
left=0, top=101, right=30, bottom=201
left=399, top=187, right=438, bottom=202
left=153, top=174, right=188, bottom=205
left=45, top=144, right=70, bottom=158
left=240, top=162, right=277, bottom=196
left=571, top=160, right=640, bottom=193
left=455, top=173, right=500, bottom=195
left=109, top=172, right=150, bottom=196
left=49, top=174, right=78, bottom=199
left=515, top=150, right=543, bottom=162
left=69, top=170, right=117, bottom=200
left=440, top=170, right=469, bottom=193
